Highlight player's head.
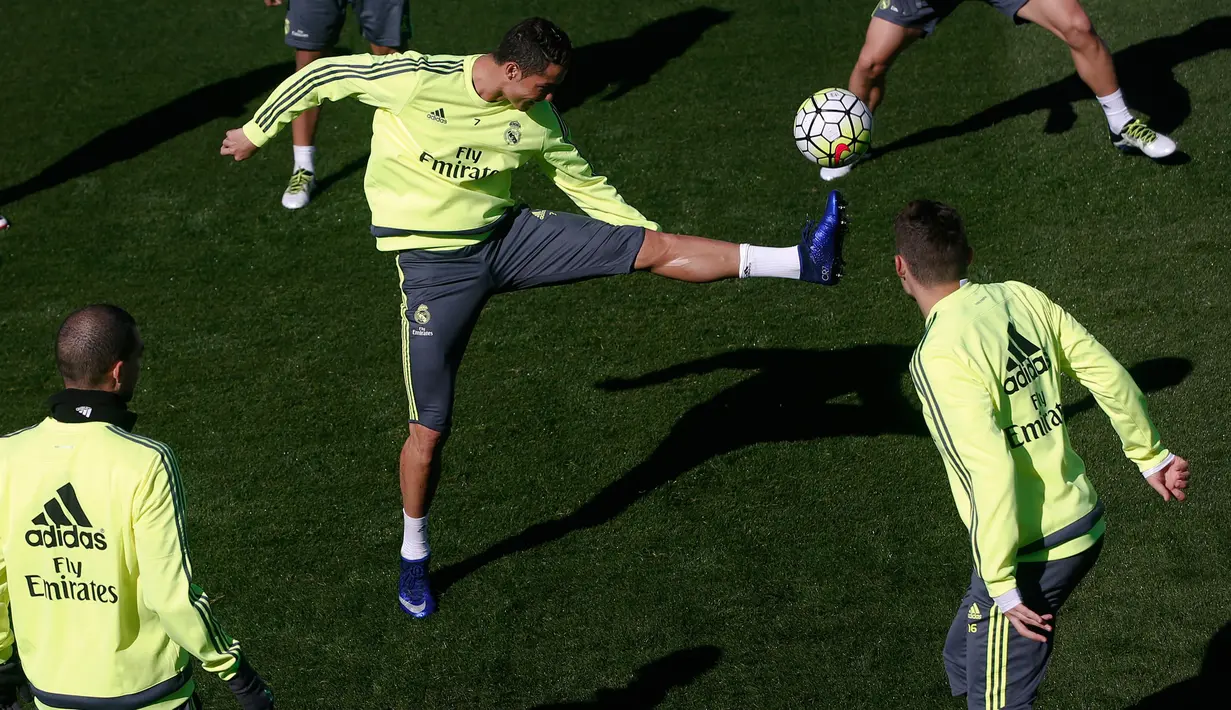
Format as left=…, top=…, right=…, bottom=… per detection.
left=56, top=304, right=144, bottom=400
left=493, top=18, right=572, bottom=110
left=893, top=200, right=972, bottom=295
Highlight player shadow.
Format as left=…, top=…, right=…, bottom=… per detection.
left=529, top=646, right=722, bottom=709
left=0, top=62, right=294, bottom=207
left=432, top=351, right=1191, bottom=596
left=553, top=6, right=734, bottom=113
left=872, top=16, right=1231, bottom=162
left=316, top=8, right=732, bottom=193
left=1124, top=620, right=1231, bottom=709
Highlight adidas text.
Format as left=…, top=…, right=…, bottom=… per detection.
left=428, top=108, right=447, bottom=124
left=26, top=525, right=108, bottom=551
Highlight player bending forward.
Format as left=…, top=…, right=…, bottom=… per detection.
left=894, top=200, right=1190, bottom=709
left=824, top=0, right=1177, bottom=180
left=221, top=17, right=848, bottom=618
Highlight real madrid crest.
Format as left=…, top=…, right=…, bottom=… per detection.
left=414, top=303, right=431, bottom=325
left=505, top=120, right=522, bottom=146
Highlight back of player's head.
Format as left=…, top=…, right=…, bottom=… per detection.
left=494, top=18, right=573, bottom=76
left=56, top=304, right=142, bottom=387
left=893, top=200, right=970, bottom=285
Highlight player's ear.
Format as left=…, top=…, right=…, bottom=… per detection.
left=108, top=360, right=125, bottom=390
left=504, top=61, right=522, bottom=82
left=894, top=254, right=909, bottom=280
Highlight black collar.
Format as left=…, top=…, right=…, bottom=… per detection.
left=47, top=390, right=138, bottom=432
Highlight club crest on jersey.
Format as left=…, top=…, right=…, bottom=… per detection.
left=505, top=121, right=522, bottom=146
left=414, top=304, right=431, bottom=325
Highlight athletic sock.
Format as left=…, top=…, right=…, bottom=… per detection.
left=401, top=512, right=429, bottom=560
left=292, top=145, right=317, bottom=174
left=1097, top=90, right=1133, bottom=134
left=739, top=244, right=801, bottom=279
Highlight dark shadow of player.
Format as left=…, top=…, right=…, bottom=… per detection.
left=552, top=7, right=733, bottom=113
left=0, top=63, right=294, bottom=207
left=530, top=646, right=722, bottom=709
left=872, top=17, right=1231, bottom=162
left=1124, top=620, right=1231, bottom=709
left=317, top=7, right=733, bottom=196
left=432, top=352, right=1191, bottom=596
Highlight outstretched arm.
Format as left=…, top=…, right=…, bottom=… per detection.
left=222, top=52, right=423, bottom=161
left=533, top=103, right=659, bottom=230
left=1048, top=299, right=1188, bottom=500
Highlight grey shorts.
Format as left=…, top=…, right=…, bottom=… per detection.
left=396, top=207, right=647, bottom=432
left=872, top=0, right=1031, bottom=36
left=285, top=0, right=410, bottom=51
left=943, top=538, right=1102, bottom=710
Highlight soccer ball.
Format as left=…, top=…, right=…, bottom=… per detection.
left=794, top=88, right=873, bottom=168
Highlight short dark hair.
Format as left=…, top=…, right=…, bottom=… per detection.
left=893, top=200, right=970, bottom=285
left=493, top=18, right=572, bottom=76
left=56, top=305, right=141, bottom=386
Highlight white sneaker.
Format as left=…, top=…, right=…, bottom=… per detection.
left=820, top=164, right=854, bottom=181
left=281, top=169, right=315, bottom=210
left=1111, top=118, right=1177, bottom=159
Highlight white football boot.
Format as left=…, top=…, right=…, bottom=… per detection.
left=1112, top=118, right=1177, bottom=159
left=281, top=168, right=315, bottom=210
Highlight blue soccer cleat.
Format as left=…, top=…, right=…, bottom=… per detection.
left=798, top=190, right=848, bottom=286
left=398, top=556, right=436, bottom=619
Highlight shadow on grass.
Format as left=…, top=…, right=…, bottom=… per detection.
left=0, top=63, right=293, bottom=207
left=432, top=352, right=1191, bottom=596
left=318, top=7, right=732, bottom=194
left=531, top=646, right=722, bottom=709
left=1125, top=620, right=1230, bottom=709
left=872, top=16, right=1231, bottom=161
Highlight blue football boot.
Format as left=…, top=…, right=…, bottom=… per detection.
left=398, top=556, right=436, bottom=619
left=798, top=190, right=848, bottom=285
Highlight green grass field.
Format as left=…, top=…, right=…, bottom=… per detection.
left=2, top=0, right=1229, bottom=707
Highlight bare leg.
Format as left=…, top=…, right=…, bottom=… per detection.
left=290, top=49, right=324, bottom=148
left=400, top=423, right=442, bottom=517
left=1016, top=0, right=1118, bottom=96
left=849, top=18, right=923, bottom=112
left=634, top=231, right=739, bottom=282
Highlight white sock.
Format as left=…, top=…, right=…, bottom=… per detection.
left=738, top=244, right=801, bottom=279
left=1097, top=90, right=1133, bottom=134
left=401, top=512, right=430, bottom=560
left=292, top=145, right=316, bottom=173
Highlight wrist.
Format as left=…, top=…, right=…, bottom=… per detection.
left=993, top=588, right=1022, bottom=614
left=1141, top=452, right=1175, bottom=478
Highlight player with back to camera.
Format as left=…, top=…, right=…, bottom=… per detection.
left=895, top=200, right=1191, bottom=709
left=822, top=0, right=1177, bottom=180
left=221, top=17, right=849, bottom=619
left=0, top=305, right=275, bottom=710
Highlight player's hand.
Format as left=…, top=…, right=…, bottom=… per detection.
left=1004, top=603, right=1053, bottom=643
left=226, top=660, right=275, bottom=710
left=1145, top=455, right=1190, bottom=502
left=221, top=129, right=260, bottom=162
left=263, top=0, right=283, bottom=6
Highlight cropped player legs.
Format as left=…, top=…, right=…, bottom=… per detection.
left=290, top=50, right=324, bottom=148
left=849, top=18, right=923, bottom=112
left=634, top=231, right=740, bottom=282
left=1016, top=0, right=1117, bottom=96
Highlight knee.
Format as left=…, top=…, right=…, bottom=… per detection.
left=1058, top=10, right=1097, bottom=51
left=854, top=49, right=893, bottom=82
left=634, top=230, right=670, bottom=270
left=405, top=424, right=444, bottom=462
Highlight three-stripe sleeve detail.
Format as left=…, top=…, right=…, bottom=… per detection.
left=107, top=427, right=240, bottom=664
left=396, top=260, right=418, bottom=421
left=910, top=322, right=984, bottom=574
left=256, top=56, right=462, bottom=131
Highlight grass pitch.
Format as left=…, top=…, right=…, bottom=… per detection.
left=1, top=0, right=1228, bottom=707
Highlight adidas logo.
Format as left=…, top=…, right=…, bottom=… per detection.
left=25, top=483, right=107, bottom=551
left=967, top=603, right=982, bottom=620
left=1002, top=322, right=1051, bottom=395
left=75, top=406, right=93, bottom=418
left=427, top=108, right=447, bottom=124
